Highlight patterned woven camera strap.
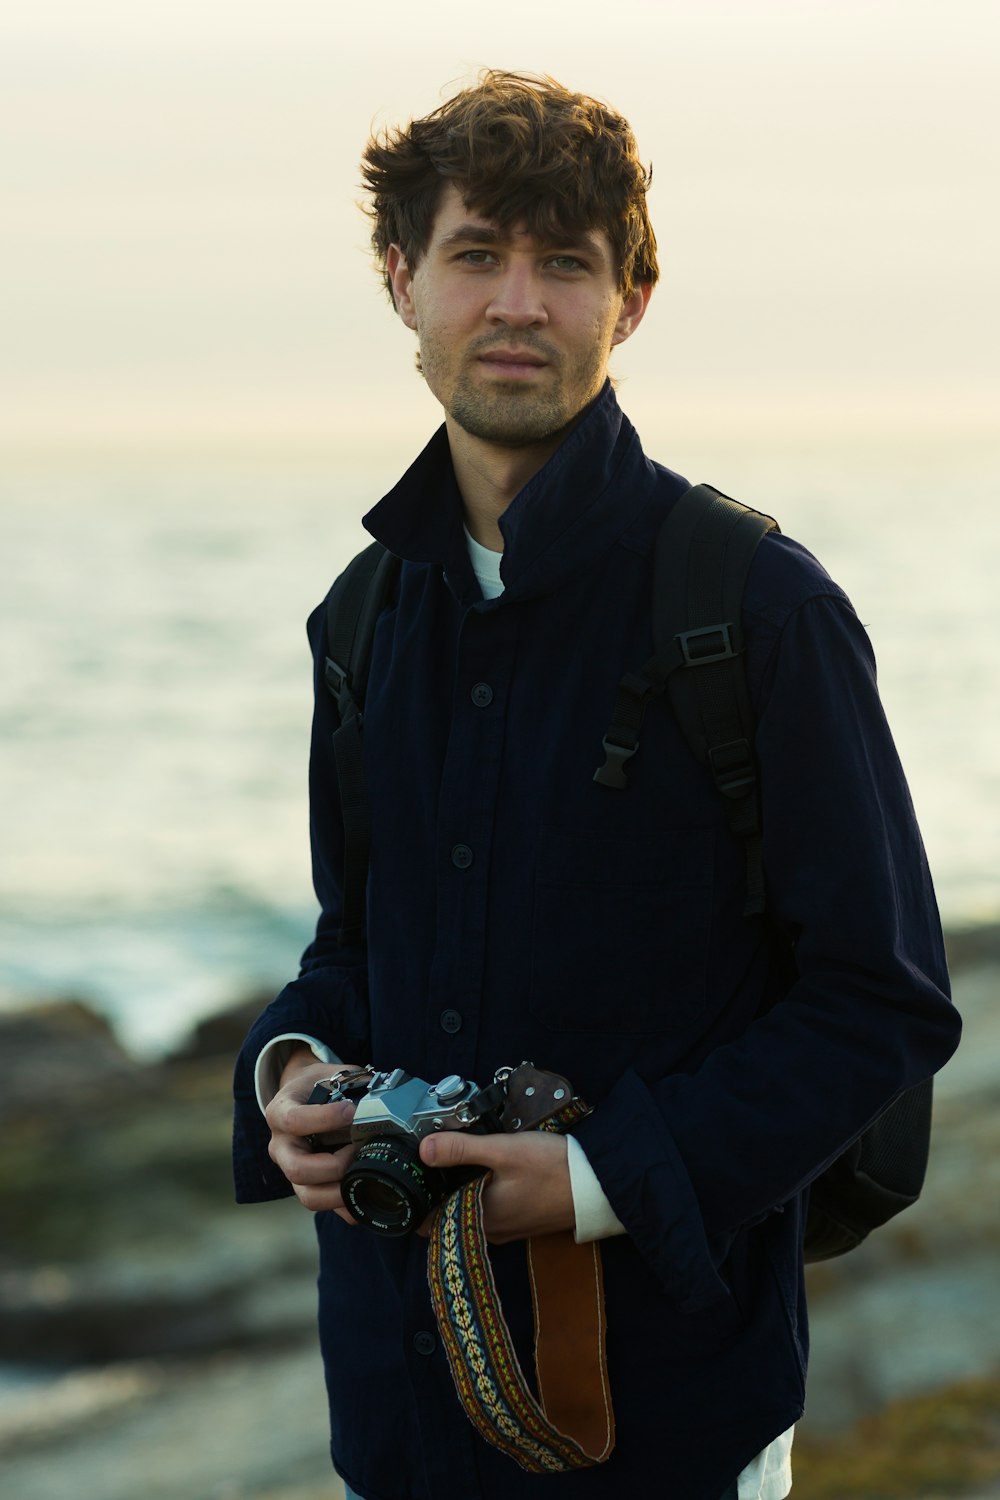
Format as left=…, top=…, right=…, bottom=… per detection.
left=426, top=1071, right=616, bottom=1473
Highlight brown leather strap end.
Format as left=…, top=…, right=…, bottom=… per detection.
left=527, top=1231, right=616, bottom=1463
left=501, top=1064, right=577, bottom=1132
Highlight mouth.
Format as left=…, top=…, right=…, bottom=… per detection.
left=477, top=349, right=550, bottom=379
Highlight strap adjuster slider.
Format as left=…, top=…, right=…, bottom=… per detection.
left=708, top=737, right=756, bottom=798
left=677, top=623, right=737, bottom=667
left=326, top=656, right=363, bottom=726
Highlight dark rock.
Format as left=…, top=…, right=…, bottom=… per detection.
left=0, top=1230, right=317, bottom=1365
left=166, top=991, right=271, bottom=1064
left=0, top=1000, right=148, bottom=1122
left=944, top=923, right=1000, bottom=973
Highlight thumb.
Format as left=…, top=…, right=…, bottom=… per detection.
left=419, top=1130, right=504, bottom=1169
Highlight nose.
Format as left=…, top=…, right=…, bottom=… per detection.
left=485, top=263, right=548, bottom=329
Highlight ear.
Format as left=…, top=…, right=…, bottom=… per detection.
left=386, top=244, right=418, bottom=330
left=610, top=281, right=653, bottom=348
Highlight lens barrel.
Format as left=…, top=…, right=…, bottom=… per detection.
left=342, top=1135, right=438, bottom=1236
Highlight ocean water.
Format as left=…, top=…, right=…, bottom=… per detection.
left=3, top=438, right=998, bottom=1055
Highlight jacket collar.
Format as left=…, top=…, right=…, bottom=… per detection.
left=363, top=382, right=658, bottom=603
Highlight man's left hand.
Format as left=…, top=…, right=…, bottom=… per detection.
left=416, top=1130, right=574, bottom=1243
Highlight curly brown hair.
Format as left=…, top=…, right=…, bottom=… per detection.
left=361, top=71, right=659, bottom=302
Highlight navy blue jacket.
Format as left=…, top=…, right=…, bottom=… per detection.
left=233, top=384, right=959, bottom=1500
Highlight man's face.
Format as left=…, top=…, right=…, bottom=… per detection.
left=386, top=184, right=650, bottom=450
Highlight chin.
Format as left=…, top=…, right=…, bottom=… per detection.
left=449, top=387, right=581, bottom=449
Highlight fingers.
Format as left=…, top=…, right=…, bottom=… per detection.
left=418, top=1129, right=509, bottom=1172
left=264, top=1063, right=362, bottom=1216
left=268, top=1133, right=360, bottom=1215
left=266, top=1131, right=353, bottom=1185
left=266, top=1086, right=357, bottom=1139
left=417, top=1131, right=574, bottom=1243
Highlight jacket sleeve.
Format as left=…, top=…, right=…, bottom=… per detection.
left=575, top=591, right=960, bottom=1310
left=232, top=598, right=372, bottom=1204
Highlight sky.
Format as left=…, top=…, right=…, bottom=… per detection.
left=3, top=0, right=998, bottom=454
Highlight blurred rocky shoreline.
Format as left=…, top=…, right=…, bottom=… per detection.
left=1, top=926, right=998, bottom=1499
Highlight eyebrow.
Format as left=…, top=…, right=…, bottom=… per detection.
left=437, top=222, right=609, bottom=261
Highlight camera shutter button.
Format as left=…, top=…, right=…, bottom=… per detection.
left=433, top=1075, right=466, bottom=1103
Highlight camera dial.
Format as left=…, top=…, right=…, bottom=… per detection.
left=433, top=1075, right=467, bottom=1104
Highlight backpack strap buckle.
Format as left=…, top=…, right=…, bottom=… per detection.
left=708, top=737, right=756, bottom=799
left=677, top=622, right=738, bottom=667
left=593, top=735, right=637, bottom=790
left=325, top=655, right=348, bottom=699
left=325, top=656, right=362, bottom=725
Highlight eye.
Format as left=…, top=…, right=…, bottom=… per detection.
left=458, top=249, right=499, bottom=266
left=546, top=255, right=586, bottom=273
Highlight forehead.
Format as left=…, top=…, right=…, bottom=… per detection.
left=427, top=182, right=615, bottom=263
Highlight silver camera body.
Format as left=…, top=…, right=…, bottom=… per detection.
left=307, top=1067, right=505, bottom=1235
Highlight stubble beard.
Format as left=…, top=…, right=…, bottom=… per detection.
left=422, top=337, right=601, bottom=450
left=447, top=381, right=574, bottom=449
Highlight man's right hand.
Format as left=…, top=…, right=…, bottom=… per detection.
left=264, top=1049, right=361, bottom=1222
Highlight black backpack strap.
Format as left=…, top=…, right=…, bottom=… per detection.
left=594, top=483, right=778, bottom=917
left=324, top=542, right=401, bottom=947
left=658, top=485, right=778, bottom=917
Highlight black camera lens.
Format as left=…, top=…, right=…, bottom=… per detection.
left=342, top=1136, right=438, bottom=1236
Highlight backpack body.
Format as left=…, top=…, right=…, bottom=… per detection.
left=321, top=484, right=932, bottom=1260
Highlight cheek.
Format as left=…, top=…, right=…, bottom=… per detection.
left=413, top=302, right=463, bottom=357
left=573, top=311, right=619, bottom=363
left=568, top=295, right=620, bottom=344
left=412, top=314, right=464, bottom=397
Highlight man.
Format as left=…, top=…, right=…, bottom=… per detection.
left=233, top=72, right=959, bottom=1500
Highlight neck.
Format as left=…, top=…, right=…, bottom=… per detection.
left=446, top=419, right=566, bottom=553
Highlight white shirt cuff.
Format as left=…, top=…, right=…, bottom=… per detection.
left=565, top=1134, right=627, bottom=1242
left=254, top=1032, right=341, bottom=1114
left=738, top=1423, right=794, bottom=1499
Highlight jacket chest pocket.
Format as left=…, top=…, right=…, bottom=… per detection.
left=529, top=827, right=715, bottom=1034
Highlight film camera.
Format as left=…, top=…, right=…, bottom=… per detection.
left=307, top=1066, right=507, bottom=1236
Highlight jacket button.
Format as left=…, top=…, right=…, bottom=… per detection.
left=413, top=1330, right=437, bottom=1357
left=451, top=843, right=474, bottom=869
left=471, top=682, right=494, bottom=708
left=440, top=1009, right=463, bottom=1034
